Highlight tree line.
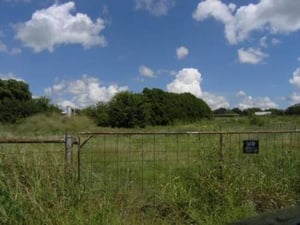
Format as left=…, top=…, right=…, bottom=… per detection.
left=83, top=88, right=212, bottom=128
left=3, top=79, right=300, bottom=127
left=212, top=106, right=300, bottom=116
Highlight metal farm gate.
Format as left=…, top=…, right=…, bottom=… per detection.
left=77, top=131, right=300, bottom=209
left=1, top=130, right=299, bottom=223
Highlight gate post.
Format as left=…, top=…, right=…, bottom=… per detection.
left=219, top=132, right=224, bottom=180
left=65, top=133, right=73, bottom=173
left=77, top=136, right=81, bottom=183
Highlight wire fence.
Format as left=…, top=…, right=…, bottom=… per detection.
left=78, top=131, right=300, bottom=210
left=1, top=131, right=300, bottom=214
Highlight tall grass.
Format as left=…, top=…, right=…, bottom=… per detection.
left=0, top=114, right=300, bottom=224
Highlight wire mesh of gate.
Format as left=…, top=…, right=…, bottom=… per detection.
left=79, top=131, right=300, bottom=215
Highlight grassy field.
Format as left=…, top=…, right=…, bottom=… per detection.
left=0, top=113, right=300, bottom=224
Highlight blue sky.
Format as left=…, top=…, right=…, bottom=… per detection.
left=1, top=0, right=300, bottom=110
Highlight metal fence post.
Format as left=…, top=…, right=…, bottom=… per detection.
left=219, top=132, right=224, bottom=180
left=77, top=136, right=81, bottom=183
left=65, top=133, right=73, bottom=173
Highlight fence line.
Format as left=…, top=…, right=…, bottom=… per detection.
left=1, top=130, right=299, bottom=224
left=79, top=130, right=300, bottom=135
left=1, top=130, right=300, bottom=196
left=0, top=138, right=65, bottom=144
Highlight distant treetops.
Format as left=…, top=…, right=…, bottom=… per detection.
left=83, top=88, right=212, bottom=128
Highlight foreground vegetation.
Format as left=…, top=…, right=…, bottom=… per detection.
left=0, top=114, right=300, bottom=224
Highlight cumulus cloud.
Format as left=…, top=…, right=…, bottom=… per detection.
left=167, top=68, right=203, bottom=97
left=139, top=65, right=155, bottom=78
left=166, top=68, right=229, bottom=109
left=289, top=67, right=300, bottom=89
left=135, top=0, right=175, bottom=16
left=45, top=75, right=128, bottom=108
left=238, top=48, right=268, bottom=64
left=202, top=92, right=229, bottom=110
left=236, top=91, right=278, bottom=110
left=15, top=2, right=107, bottom=52
left=176, top=46, right=189, bottom=60
left=193, top=0, right=300, bottom=44
left=193, top=0, right=236, bottom=43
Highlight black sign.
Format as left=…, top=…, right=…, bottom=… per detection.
left=243, top=140, right=259, bottom=154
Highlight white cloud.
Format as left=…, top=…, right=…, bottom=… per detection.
left=0, top=72, right=24, bottom=81
left=193, top=0, right=237, bottom=44
left=202, top=92, right=229, bottom=110
left=236, top=91, right=278, bottom=110
left=259, top=36, right=268, bottom=48
left=238, top=48, right=268, bottom=64
left=139, top=65, right=155, bottom=78
left=60, top=100, right=76, bottom=109
left=259, top=36, right=281, bottom=48
left=135, top=0, right=175, bottom=16
left=193, top=0, right=300, bottom=44
left=176, top=46, right=189, bottom=60
left=286, top=92, right=300, bottom=106
left=45, top=75, right=128, bottom=108
left=271, top=38, right=280, bottom=45
left=167, top=68, right=203, bottom=97
left=236, top=90, right=246, bottom=97
left=0, top=40, right=22, bottom=55
left=15, top=2, right=107, bottom=52
left=166, top=68, right=229, bottom=109
left=289, top=67, right=300, bottom=89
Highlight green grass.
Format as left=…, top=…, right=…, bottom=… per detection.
left=0, top=114, right=300, bottom=224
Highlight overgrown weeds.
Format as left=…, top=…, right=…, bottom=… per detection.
left=1, top=115, right=300, bottom=224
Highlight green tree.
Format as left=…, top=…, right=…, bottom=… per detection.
left=0, top=79, right=31, bottom=101
left=142, top=88, right=172, bottom=126
left=108, top=92, right=146, bottom=128
left=267, top=108, right=285, bottom=116
left=286, top=104, right=300, bottom=115
left=28, top=97, right=59, bottom=114
left=0, top=79, right=32, bottom=123
left=171, top=92, right=212, bottom=122
left=84, top=88, right=212, bottom=128
left=0, top=79, right=58, bottom=123
left=232, top=107, right=242, bottom=115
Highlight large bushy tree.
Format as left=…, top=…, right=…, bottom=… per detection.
left=85, top=88, right=212, bottom=128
